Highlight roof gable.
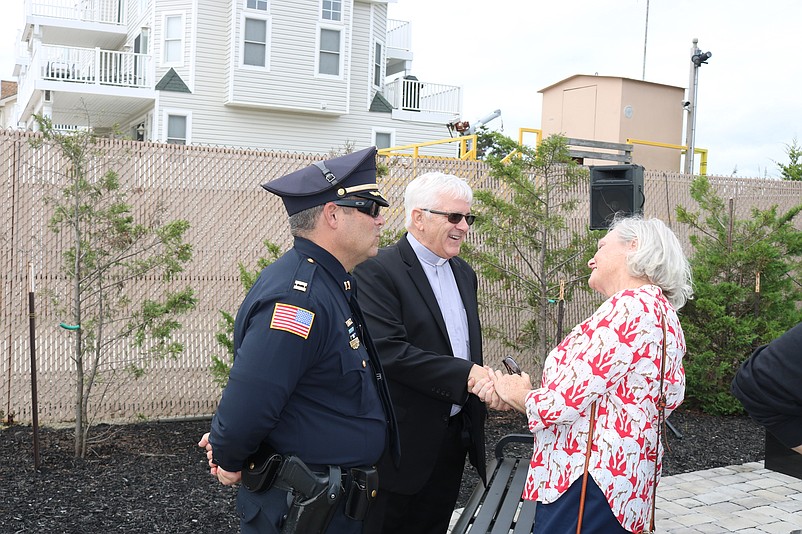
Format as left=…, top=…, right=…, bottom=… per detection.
left=369, top=92, right=393, bottom=113
left=155, top=69, right=191, bottom=93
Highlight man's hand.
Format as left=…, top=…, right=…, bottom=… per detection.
left=468, top=365, right=512, bottom=411
left=198, top=432, right=242, bottom=485
left=215, top=466, right=242, bottom=486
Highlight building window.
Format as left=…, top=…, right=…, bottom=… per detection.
left=373, top=42, right=383, bottom=87
left=163, top=15, right=183, bottom=65
left=166, top=113, right=188, bottom=144
left=373, top=130, right=394, bottom=149
left=247, top=0, right=268, bottom=10
left=321, top=0, right=341, bottom=21
left=318, top=28, right=340, bottom=76
left=243, top=17, right=268, bottom=67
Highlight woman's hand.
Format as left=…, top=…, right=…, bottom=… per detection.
left=489, top=369, right=533, bottom=414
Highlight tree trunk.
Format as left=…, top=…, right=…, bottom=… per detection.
left=72, top=167, right=85, bottom=458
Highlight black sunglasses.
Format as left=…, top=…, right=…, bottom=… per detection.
left=421, top=208, right=476, bottom=226
left=333, top=198, right=382, bottom=218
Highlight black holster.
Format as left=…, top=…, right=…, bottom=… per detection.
left=280, top=462, right=343, bottom=534
left=242, top=446, right=377, bottom=532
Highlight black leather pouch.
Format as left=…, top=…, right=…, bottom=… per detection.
left=343, top=466, right=378, bottom=520
left=242, top=444, right=283, bottom=493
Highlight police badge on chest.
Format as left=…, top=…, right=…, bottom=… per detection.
left=345, top=317, right=361, bottom=350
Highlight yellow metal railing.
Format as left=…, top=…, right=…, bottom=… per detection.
left=518, top=127, right=543, bottom=146
left=626, top=138, right=708, bottom=176
left=379, top=130, right=708, bottom=175
left=500, top=128, right=544, bottom=163
left=377, top=135, right=479, bottom=161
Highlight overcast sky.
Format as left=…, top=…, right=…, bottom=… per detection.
left=387, top=0, right=802, bottom=178
left=3, top=0, right=800, bottom=177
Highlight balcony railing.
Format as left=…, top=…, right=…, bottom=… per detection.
left=38, top=44, right=151, bottom=88
left=387, top=19, right=411, bottom=53
left=27, top=0, right=125, bottom=25
left=383, top=77, right=461, bottom=116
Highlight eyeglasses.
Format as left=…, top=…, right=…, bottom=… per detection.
left=420, top=208, right=476, bottom=226
left=333, top=198, right=382, bottom=218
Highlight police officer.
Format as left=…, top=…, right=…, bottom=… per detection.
left=199, top=147, right=399, bottom=534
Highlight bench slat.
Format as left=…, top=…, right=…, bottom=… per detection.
left=468, top=459, right=517, bottom=532
left=490, top=458, right=530, bottom=533
left=513, top=500, right=537, bottom=534
left=453, top=434, right=538, bottom=534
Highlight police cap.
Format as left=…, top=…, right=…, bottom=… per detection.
left=262, top=146, right=390, bottom=216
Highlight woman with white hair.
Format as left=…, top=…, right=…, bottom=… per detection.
left=474, top=215, right=693, bottom=533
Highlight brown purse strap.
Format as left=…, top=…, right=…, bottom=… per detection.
left=576, top=402, right=597, bottom=534
left=578, top=312, right=668, bottom=534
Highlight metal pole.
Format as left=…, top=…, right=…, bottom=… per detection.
left=683, top=39, right=700, bottom=176
left=642, top=0, right=650, bottom=80
left=28, top=262, right=41, bottom=470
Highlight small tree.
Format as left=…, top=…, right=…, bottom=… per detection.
left=211, top=240, right=282, bottom=388
left=464, top=133, right=599, bottom=372
left=777, top=137, right=802, bottom=181
left=676, top=175, right=802, bottom=414
left=33, top=116, right=197, bottom=457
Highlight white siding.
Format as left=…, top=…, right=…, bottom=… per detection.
left=153, top=0, right=195, bottom=86
left=190, top=0, right=230, bottom=123
left=13, top=0, right=458, bottom=153
left=367, top=3, right=387, bottom=110
left=151, top=0, right=459, bottom=156
left=228, top=0, right=349, bottom=113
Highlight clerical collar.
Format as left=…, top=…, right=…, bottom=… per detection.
left=406, top=233, right=448, bottom=267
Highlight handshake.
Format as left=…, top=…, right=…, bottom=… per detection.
left=467, top=356, right=532, bottom=414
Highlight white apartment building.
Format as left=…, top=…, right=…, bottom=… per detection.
left=9, top=0, right=463, bottom=155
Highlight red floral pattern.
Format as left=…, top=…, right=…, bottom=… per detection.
left=522, top=285, right=685, bottom=533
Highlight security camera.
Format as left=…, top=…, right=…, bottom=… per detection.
left=681, top=100, right=691, bottom=109
left=691, top=51, right=712, bottom=66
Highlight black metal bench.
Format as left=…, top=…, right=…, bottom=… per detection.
left=451, top=434, right=536, bottom=534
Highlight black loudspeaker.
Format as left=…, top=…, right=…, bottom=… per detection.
left=589, top=164, right=645, bottom=230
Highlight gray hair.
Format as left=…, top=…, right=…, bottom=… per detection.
left=288, top=204, right=325, bottom=237
left=609, top=215, right=693, bottom=309
left=404, top=172, right=473, bottom=229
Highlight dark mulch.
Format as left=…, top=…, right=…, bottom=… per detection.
left=0, top=408, right=765, bottom=533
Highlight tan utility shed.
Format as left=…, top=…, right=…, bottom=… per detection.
left=539, top=74, right=685, bottom=172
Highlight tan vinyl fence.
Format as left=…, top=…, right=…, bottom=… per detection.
left=2, top=129, right=801, bottom=425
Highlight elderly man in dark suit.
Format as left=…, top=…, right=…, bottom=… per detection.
left=354, top=172, right=503, bottom=534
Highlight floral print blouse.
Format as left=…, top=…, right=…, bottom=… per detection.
left=523, top=284, right=686, bottom=533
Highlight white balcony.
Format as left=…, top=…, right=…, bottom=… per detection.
left=386, top=19, right=412, bottom=77
left=383, top=77, right=461, bottom=122
left=17, top=43, right=154, bottom=130
left=38, top=45, right=151, bottom=87
left=27, top=0, right=124, bottom=24
left=23, top=0, right=127, bottom=49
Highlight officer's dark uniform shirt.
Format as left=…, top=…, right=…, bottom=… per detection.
left=210, top=237, right=389, bottom=471
left=732, top=321, right=802, bottom=450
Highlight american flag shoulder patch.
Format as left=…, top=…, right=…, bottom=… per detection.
left=270, top=303, right=315, bottom=339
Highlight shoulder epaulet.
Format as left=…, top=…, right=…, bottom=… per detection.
left=289, top=256, right=318, bottom=294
